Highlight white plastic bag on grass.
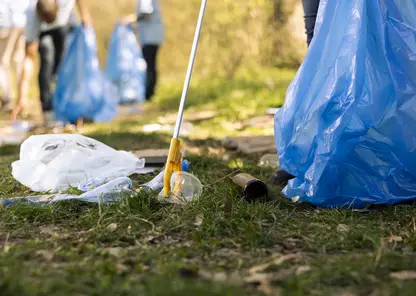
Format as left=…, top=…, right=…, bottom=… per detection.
left=11, top=134, right=146, bottom=192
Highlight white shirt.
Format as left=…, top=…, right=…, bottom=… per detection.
left=137, top=0, right=164, bottom=45
left=0, top=0, right=31, bottom=28
left=25, top=0, right=75, bottom=43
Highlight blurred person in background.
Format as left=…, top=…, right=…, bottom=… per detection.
left=120, top=0, right=165, bottom=101
left=269, top=0, right=321, bottom=186
left=11, top=0, right=91, bottom=127
left=0, top=0, right=30, bottom=111
left=36, top=8, right=79, bottom=112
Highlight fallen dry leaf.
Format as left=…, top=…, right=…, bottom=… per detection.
left=245, top=272, right=281, bottom=296
left=77, top=228, right=95, bottom=235
left=337, top=224, right=350, bottom=233
left=107, top=223, right=118, bottom=231
left=296, top=265, right=312, bottom=276
left=39, top=226, right=59, bottom=236
left=194, top=214, right=204, bottom=227
left=36, top=249, right=54, bottom=261
left=142, top=235, right=156, bottom=244
left=249, top=254, right=299, bottom=274
left=245, top=254, right=300, bottom=295
left=291, top=196, right=300, bottom=203
left=105, top=247, right=126, bottom=258
left=390, top=270, right=416, bottom=280
left=386, top=235, right=403, bottom=243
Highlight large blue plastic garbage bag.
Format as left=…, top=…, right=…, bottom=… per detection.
left=53, top=26, right=118, bottom=124
left=105, top=24, right=147, bottom=105
left=274, top=0, right=416, bottom=208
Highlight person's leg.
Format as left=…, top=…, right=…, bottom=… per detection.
left=11, top=29, right=25, bottom=78
left=301, top=0, right=320, bottom=46
left=0, top=28, right=21, bottom=109
left=38, top=32, right=55, bottom=113
left=142, top=44, right=159, bottom=101
left=0, top=29, right=11, bottom=107
left=9, top=29, right=25, bottom=107
left=0, top=64, right=9, bottom=107
left=50, top=27, right=67, bottom=77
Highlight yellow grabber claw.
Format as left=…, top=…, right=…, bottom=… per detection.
left=163, top=138, right=182, bottom=197
left=162, top=0, right=207, bottom=197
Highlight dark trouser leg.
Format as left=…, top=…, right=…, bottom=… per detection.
left=38, top=27, right=67, bottom=112
left=38, top=34, right=55, bottom=112
left=142, top=44, right=159, bottom=101
left=50, top=27, right=67, bottom=76
left=301, top=0, right=320, bottom=47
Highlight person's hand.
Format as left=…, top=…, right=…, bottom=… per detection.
left=118, top=17, right=127, bottom=25
left=76, top=0, right=92, bottom=27
left=119, top=14, right=137, bottom=25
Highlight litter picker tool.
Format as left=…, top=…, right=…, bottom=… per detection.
left=163, top=0, right=208, bottom=197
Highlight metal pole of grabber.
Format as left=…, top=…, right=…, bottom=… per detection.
left=173, top=0, right=208, bottom=139
left=163, top=0, right=208, bottom=197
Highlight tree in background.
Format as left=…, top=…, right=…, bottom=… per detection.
left=85, top=0, right=306, bottom=78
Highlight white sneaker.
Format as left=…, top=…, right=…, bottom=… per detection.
left=12, top=120, right=34, bottom=133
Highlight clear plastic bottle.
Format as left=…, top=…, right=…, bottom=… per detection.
left=1, top=194, right=71, bottom=207
left=78, top=177, right=133, bottom=203
left=1, top=177, right=133, bottom=207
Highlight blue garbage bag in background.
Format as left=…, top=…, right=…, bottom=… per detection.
left=53, top=26, right=118, bottom=124
left=274, top=0, right=416, bottom=208
left=105, top=24, right=147, bottom=105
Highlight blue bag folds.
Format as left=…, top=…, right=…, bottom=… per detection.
left=274, top=0, right=416, bottom=208
left=53, top=26, right=117, bottom=124
left=105, top=24, right=147, bottom=105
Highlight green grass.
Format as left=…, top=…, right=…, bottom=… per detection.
left=1, top=67, right=416, bottom=295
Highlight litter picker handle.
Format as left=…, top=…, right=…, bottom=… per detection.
left=173, top=0, right=208, bottom=139
left=163, top=0, right=208, bottom=198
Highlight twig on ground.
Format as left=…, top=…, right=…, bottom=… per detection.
left=204, top=169, right=240, bottom=189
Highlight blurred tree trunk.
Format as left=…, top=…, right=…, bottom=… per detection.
left=271, top=0, right=306, bottom=67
